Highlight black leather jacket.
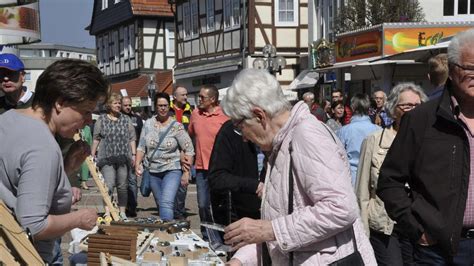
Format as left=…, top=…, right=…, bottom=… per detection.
left=377, top=84, right=470, bottom=257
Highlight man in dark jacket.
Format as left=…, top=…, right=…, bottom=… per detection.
left=377, top=29, right=474, bottom=264
left=169, top=85, right=193, bottom=219
left=121, top=96, right=143, bottom=217
left=208, top=120, right=261, bottom=226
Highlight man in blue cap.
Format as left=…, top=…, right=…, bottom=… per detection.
left=0, top=53, right=33, bottom=114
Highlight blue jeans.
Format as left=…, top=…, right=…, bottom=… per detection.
left=174, top=184, right=187, bottom=218
left=195, top=170, right=222, bottom=244
left=51, top=238, right=63, bottom=265
left=370, top=228, right=414, bottom=265
left=147, top=169, right=182, bottom=221
left=414, top=238, right=474, bottom=265
left=127, top=165, right=138, bottom=212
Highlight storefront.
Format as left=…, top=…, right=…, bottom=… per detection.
left=317, top=21, right=474, bottom=95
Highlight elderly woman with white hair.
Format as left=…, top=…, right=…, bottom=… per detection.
left=221, top=69, right=376, bottom=265
left=356, top=83, right=428, bottom=265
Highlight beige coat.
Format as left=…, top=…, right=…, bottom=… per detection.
left=356, top=126, right=397, bottom=236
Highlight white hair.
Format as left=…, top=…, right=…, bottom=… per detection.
left=448, top=28, right=474, bottom=65
left=385, top=82, right=428, bottom=118
left=221, top=69, right=291, bottom=120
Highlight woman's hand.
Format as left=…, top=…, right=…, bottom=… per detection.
left=180, top=153, right=193, bottom=172
left=71, top=187, right=82, bottom=204
left=181, top=172, right=190, bottom=187
left=224, top=218, right=275, bottom=251
left=256, top=182, right=264, bottom=198
left=135, top=163, right=143, bottom=177
left=64, top=140, right=90, bottom=176
left=77, top=208, right=98, bottom=230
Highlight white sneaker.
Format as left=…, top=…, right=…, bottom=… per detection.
left=119, top=212, right=129, bottom=222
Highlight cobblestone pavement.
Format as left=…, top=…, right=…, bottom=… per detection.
left=60, top=180, right=201, bottom=265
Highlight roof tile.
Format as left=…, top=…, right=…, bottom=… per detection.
left=110, top=70, right=173, bottom=98
left=130, top=0, right=173, bottom=17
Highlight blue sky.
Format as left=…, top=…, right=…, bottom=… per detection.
left=39, top=0, right=95, bottom=48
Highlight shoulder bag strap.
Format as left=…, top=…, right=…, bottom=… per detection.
left=147, top=120, right=176, bottom=161
left=288, top=142, right=294, bottom=266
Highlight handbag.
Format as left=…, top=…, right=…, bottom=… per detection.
left=140, top=120, right=176, bottom=197
left=287, top=137, right=363, bottom=266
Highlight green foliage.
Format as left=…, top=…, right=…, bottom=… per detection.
left=335, top=0, right=425, bottom=34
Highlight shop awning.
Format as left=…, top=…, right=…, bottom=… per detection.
left=373, top=41, right=449, bottom=62
left=288, top=70, right=320, bottom=90
left=315, top=56, right=383, bottom=72
left=174, top=57, right=242, bottom=80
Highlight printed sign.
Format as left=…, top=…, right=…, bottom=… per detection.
left=384, top=26, right=471, bottom=55
left=336, top=30, right=383, bottom=63
left=0, top=0, right=40, bottom=45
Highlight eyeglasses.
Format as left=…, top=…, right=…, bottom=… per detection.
left=397, top=102, right=420, bottom=111
left=198, top=95, right=210, bottom=100
left=453, top=63, right=474, bottom=73
left=0, top=69, right=21, bottom=82
left=232, top=118, right=248, bottom=136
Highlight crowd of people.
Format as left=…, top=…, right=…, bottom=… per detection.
left=2, top=28, right=474, bottom=265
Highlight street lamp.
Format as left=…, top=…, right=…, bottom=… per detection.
left=148, top=75, right=156, bottom=113
left=253, top=44, right=287, bottom=75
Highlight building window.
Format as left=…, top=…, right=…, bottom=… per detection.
left=129, top=25, right=135, bottom=58
left=444, top=0, right=454, bottom=15
left=459, top=0, right=468, bottom=14
left=113, top=30, right=119, bottom=60
left=166, top=23, right=175, bottom=56
left=224, top=0, right=240, bottom=29
left=191, top=0, right=199, bottom=36
left=102, top=0, right=108, bottom=10
left=104, top=35, right=109, bottom=62
left=275, top=0, right=298, bottom=26
left=123, top=26, right=129, bottom=59
left=183, top=2, right=191, bottom=37
left=444, top=0, right=474, bottom=15
left=97, top=37, right=102, bottom=63
left=206, top=0, right=215, bottom=30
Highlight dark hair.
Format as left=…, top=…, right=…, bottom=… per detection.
left=32, top=59, right=109, bottom=114
left=201, top=84, right=219, bottom=103
left=331, top=100, right=344, bottom=110
left=332, top=89, right=343, bottom=97
left=350, top=93, right=371, bottom=115
left=154, top=92, right=171, bottom=105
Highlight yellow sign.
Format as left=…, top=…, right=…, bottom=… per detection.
left=384, top=26, right=471, bottom=55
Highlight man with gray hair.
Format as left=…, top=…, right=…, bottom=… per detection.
left=302, top=91, right=326, bottom=122
left=336, top=93, right=380, bottom=186
left=377, top=29, right=474, bottom=263
left=369, top=90, right=393, bottom=128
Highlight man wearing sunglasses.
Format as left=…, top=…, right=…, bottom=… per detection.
left=0, top=53, right=32, bottom=114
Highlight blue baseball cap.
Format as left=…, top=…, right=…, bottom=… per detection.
left=0, top=53, right=24, bottom=71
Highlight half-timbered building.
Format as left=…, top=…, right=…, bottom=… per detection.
left=89, top=0, right=175, bottom=106
left=173, top=0, right=309, bottom=96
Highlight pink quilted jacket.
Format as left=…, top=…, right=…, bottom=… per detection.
left=233, top=102, right=376, bottom=265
